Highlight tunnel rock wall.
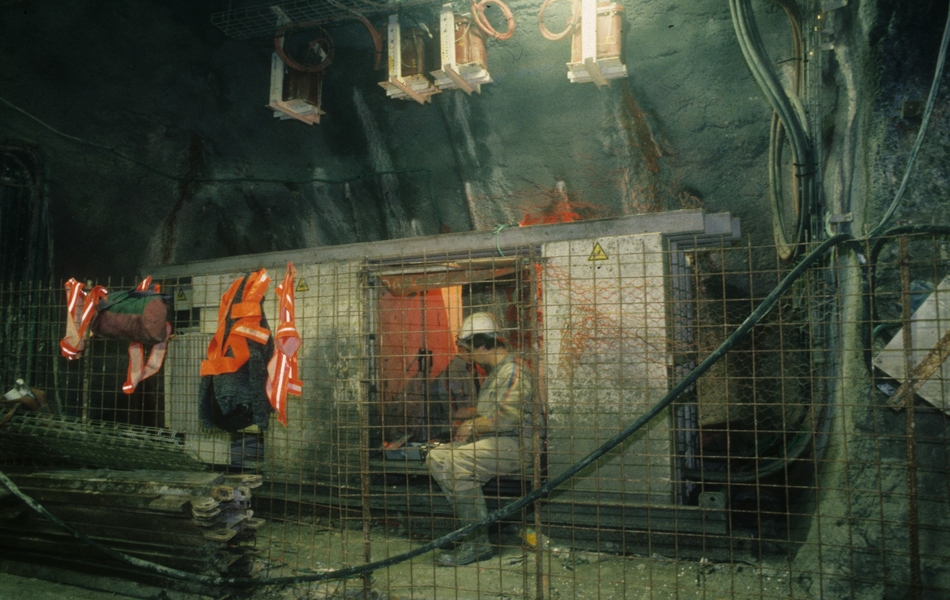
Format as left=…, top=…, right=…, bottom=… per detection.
left=0, top=0, right=793, bottom=281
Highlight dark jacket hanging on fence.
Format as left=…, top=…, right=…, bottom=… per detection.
left=198, top=270, right=275, bottom=432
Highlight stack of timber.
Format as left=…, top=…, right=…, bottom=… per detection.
left=0, top=412, right=207, bottom=471
left=0, top=469, right=265, bottom=579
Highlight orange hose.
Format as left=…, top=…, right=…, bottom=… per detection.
left=471, top=0, right=516, bottom=41
left=356, top=15, right=384, bottom=71
left=538, top=0, right=578, bottom=42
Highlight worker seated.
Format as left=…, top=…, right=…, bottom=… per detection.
left=425, top=312, right=543, bottom=567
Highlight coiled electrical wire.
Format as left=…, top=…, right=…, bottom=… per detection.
left=538, top=0, right=579, bottom=41
left=472, top=0, right=516, bottom=40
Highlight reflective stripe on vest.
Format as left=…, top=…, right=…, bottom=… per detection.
left=62, top=276, right=170, bottom=394
left=266, top=263, right=303, bottom=426
left=60, top=279, right=108, bottom=359
left=122, top=277, right=170, bottom=394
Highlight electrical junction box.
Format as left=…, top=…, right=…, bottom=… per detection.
left=379, top=15, right=441, bottom=104
left=267, top=52, right=326, bottom=125
left=567, top=0, right=628, bottom=86
left=430, top=4, right=492, bottom=94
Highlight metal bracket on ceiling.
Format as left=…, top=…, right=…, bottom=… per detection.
left=378, top=15, right=441, bottom=104
left=828, top=212, right=853, bottom=224
left=821, top=0, right=848, bottom=12
left=566, top=0, right=628, bottom=87
left=819, top=1, right=848, bottom=52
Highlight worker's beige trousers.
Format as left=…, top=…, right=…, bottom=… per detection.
left=426, top=436, right=530, bottom=495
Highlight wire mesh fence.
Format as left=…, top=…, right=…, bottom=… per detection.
left=1, top=229, right=948, bottom=599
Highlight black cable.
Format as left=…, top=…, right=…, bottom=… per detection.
left=0, top=233, right=853, bottom=588
left=729, top=0, right=813, bottom=261
left=869, top=2, right=950, bottom=238
left=682, top=429, right=812, bottom=483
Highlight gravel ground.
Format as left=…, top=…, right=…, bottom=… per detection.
left=247, top=522, right=808, bottom=599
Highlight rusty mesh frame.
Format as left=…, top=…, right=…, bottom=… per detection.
left=0, top=232, right=948, bottom=599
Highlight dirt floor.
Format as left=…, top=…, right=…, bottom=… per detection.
left=251, top=525, right=806, bottom=599
left=2, top=517, right=810, bottom=600
left=0, top=570, right=205, bottom=599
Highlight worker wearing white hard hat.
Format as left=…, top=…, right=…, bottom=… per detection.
left=426, top=311, right=542, bottom=566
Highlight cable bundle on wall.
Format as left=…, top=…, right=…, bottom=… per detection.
left=729, top=0, right=813, bottom=260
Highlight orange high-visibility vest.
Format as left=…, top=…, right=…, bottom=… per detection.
left=60, top=279, right=108, bottom=359
left=122, top=277, right=171, bottom=394
left=201, top=269, right=272, bottom=378
left=266, top=263, right=303, bottom=426
left=61, top=277, right=170, bottom=395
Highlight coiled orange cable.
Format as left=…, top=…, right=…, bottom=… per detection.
left=471, top=0, right=516, bottom=40
left=538, top=0, right=579, bottom=41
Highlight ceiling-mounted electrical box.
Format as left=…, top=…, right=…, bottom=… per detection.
left=567, top=0, right=627, bottom=86
left=379, top=15, right=441, bottom=104
left=430, top=4, right=491, bottom=94
left=268, top=53, right=327, bottom=125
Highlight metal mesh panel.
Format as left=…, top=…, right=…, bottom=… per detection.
left=211, top=0, right=439, bottom=40
left=0, top=412, right=205, bottom=471
left=1, top=230, right=949, bottom=598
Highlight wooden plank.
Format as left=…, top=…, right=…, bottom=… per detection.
left=0, top=536, right=232, bottom=574
left=0, top=518, right=232, bottom=549
left=27, top=504, right=226, bottom=533
left=890, top=327, right=950, bottom=409
left=10, top=488, right=188, bottom=513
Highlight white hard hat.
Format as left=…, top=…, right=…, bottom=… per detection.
left=458, top=312, right=500, bottom=342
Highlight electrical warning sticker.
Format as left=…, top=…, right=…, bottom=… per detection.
left=588, top=242, right=609, bottom=262
left=296, top=279, right=309, bottom=292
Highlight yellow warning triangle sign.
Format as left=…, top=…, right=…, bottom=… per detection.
left=588, top=242, right=609, bottom=262
left=296, top=279, right=309, bottom=292
left=176, top=290, right=187, bottom=301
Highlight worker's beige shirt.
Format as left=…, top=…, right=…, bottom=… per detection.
left=475, top=354, right=536, bottom=439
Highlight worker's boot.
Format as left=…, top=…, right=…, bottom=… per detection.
left=436, top=489, right=493, bottom=567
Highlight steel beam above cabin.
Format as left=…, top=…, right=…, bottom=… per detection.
left=146, top=210, right=739, bottom=278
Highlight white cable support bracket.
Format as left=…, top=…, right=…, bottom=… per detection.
left=379, top=15, right=441, bottom=104
left=431, top=4, right=492, bottom=94
left=566, top=0, right=627, bottom=86
left=266, top=8, right=326, bottom=125
left=267, top=54, right=326, bottom=125
left=821, top=0, right=848, bottom=13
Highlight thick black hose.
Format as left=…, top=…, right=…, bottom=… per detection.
left=767, top=0, right=807, bottom=261
left=0, top=233, right=853, bottom=588
left=728, top=0, right=810, bottom=171
left=682, top=430, right=812, bottom=483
